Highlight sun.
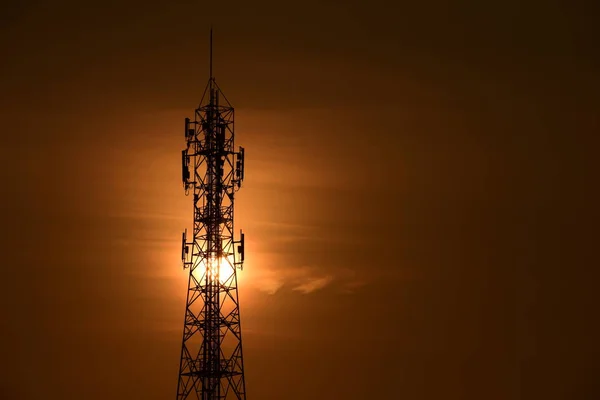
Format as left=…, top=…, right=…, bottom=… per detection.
left=192, top=256, right=236, bottom=285
left=213, top=256, right=235, bottom=284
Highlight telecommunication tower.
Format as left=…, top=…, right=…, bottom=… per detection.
left=176, top=30, right=247, bottom=400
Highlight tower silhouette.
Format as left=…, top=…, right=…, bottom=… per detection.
left=176, top=29, right=247, bottom=400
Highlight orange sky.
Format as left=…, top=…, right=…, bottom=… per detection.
left=0, top=1, right=598, bottom=399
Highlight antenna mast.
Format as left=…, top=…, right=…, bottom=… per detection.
left=209, top=27, right=213, bottom=81
left=176, top=28, right=248, bottom=400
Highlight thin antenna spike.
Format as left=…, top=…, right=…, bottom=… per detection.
left=209, top=27, right=213, bottom=81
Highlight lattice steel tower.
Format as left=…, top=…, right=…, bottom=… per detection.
left=176, top=30, right=247, bottom=400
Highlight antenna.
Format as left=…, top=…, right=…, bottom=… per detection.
left=209, top=26, right=213, bottom=81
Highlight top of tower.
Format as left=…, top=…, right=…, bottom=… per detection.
left=197, top=27, right=233, bottom=109
left=209, top=26, right=213, bottom=82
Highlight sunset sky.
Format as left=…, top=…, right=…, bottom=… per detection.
left=0, top=1, right=597, bottom=399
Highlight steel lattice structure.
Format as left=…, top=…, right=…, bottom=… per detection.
left=176, top=33, right=247, bottom=400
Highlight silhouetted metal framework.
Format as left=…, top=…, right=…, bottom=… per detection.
left=176, top=32, right=247, bottom=400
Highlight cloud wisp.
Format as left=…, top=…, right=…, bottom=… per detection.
left=292, top=275, right=334, bottom=294
left=249, top=264, right=347, bottom=296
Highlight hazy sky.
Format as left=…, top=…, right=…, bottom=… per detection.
left=0, top=1, right=598, bottom=399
